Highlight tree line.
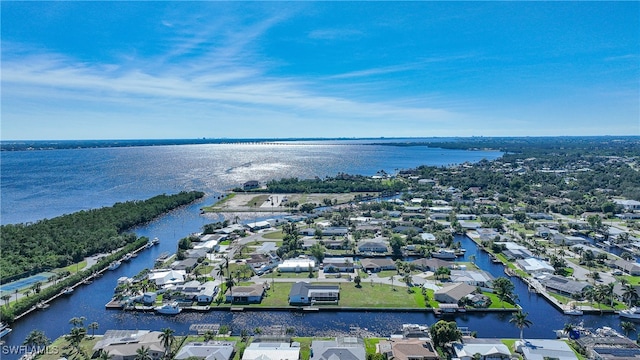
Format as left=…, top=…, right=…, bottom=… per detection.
left=0, top=191, right=204, bottom=282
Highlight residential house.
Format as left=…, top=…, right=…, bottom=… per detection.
left=360, top=258, right=396, bottom=273
left=515, top=258, right=554, bottom=276
left=245, top=221, right=271, bottom=232
left=288, top=282, right=340, bottom=305
left=92, top=330, right=164, bottom=360
left=452, top=339, right=511, bottom=360
left=278, top=258, right=316, bottom=273
left=537, top=274, right=591, bottom=298
left=378, top=339, right=439, bottom=360
left=311, top=337, right=365, bottom=360
left=358, top=240, right=389, bottom=254
left=241, top=342, right=300, bottom=360
left=171, top=258, right=199, bottom=272
left=411, top=258, right=453, bottom=272
left=421, top=233, right=437, bottom=243
left=174, top=341, right=236, bottom=360
left=174, top=281, right=218, bottom=303
left=225, top=283, right=266, bottom=304
left=300, top=227, right=349, bottom=237
left=612, top=259, right=640, bottom=276
left=148, top=269, right=186, bottom=288
left=434, top=282, right=476, bottom=304
left=614, top=199, right=640, bottom=211
left=464, top=293, right=491, bottom=308
left=322, top=257, right=355, bottom=273
left=515, top=339, right=578, bottom=360
left=185, top=249, right=209, bottom=260
left=575, top=330, right=640, bottom=360
left=393, top=225, right=423, bottom=234
left=450, top=270, right=495, bottom=290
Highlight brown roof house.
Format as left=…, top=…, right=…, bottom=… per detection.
left=378, top=339, right=439, bottom=360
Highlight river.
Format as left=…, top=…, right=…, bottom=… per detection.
left=0, top=141, right=630, bottom=358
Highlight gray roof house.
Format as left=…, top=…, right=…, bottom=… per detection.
left=311, top=337, right=365, bottom=360
left=411, top=258, right=453, bottom=272
left=538, top=274, right=592, bottom=298
left=434, top=282, right=476, bottom=304
left=358, top=240, right=389, bottom=254
left=289, top=282, right=340, bottom=305
left=92, top=330, right=164, bottom=360
left=515, top=339, right=578, bottom=360
left=225, top=283, right=266, bottom=304
left=175, top=341, right=236, bottom=360
left=453, top=339, right=511, bottom=360
left=450, top=270, right=495, bottom=290
left=612, top=259, right=640, bottom=276
left=360, top=258, right=396, bottom=272
left=322, top=257, right=355, bottom=273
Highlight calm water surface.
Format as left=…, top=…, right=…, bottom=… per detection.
left=1, top=142, right=627, bottom=358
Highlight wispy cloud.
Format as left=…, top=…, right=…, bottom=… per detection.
left=308, top=28, right=363, bottom=40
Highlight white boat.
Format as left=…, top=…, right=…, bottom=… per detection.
left=432, top=249, right=457, bottom=260
left=0, top=323, right=12, bottom=338
left=619, top=307, right=640, bottom=319
left=61, top=287, right=74, bottom=295
left=564, top=308, right=583, bottom=316
left=155, top=252, right=170, bottom=264
left=108, top=261, right=121, bottom=270
left=154, top=302, right=181, bottom=315
left=122, top=253, right=132, bottom=262
left=152, top=237, right=160, bottom=245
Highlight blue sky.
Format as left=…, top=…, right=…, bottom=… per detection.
left=2, top=2, right=639, bottom=140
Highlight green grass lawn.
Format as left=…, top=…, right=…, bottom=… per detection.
left=340, top=283, right=421, bottom=308
left=364, top=338, right=383, bottom=355
left=258, top=283, right=294, bottom=307
left=56, top=261, right=88, bottom=274
left=38, top=335, right=101, bottom=360
left=482, top=292, right=518, bottom=309
left=262, top=230, right=284, bottom=239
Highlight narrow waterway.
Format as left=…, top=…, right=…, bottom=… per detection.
left=2, top=203, right=633, bottom=359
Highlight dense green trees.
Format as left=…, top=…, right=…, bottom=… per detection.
left=0, top=191, right=204, bottom=281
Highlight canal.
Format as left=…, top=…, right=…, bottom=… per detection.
left=2, top=202, right=633, bottom=359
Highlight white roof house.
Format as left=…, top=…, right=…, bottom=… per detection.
left=193, top=239, right=220, bottom=252
left=241, top=342, right=300, bottom=360
left=453, top=341, right=511, bottom=360
left=516, top=258, right=554, bottom=275
left=175, top=341, right=236, bottom=360
left=515, top=339, right=578, bottom=360
left=278, top=258, right=315, bottom=272
left=148, top=269, right=186, bottom=287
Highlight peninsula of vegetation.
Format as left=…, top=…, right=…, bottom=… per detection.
left=0, top=191, right=204, bottom=322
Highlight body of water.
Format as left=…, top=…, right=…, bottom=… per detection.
left=0, top=141, right=626, bottom=358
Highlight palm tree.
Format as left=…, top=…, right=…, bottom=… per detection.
left=1, top=294, right=10, bottom=307
left=622, top=284, right=639, bottom=307
left=66, top=326, right=87, bottom=355
left=23, top=330, right=51, bottom=348
left=562, top=323, right=574, bottom=337
left=159, top=328, right=175, bottom=359
left=225, top=276, right=235, bottom=304
left=621, top=321, right=636, bottom=336
left=88, top=322, right=99, bottom=338
left=135, top=346, right=153, bottom=360
left=97, top=350, right=113, bottom=360
left=509, top=311, right=533, bottom=339
left=69, top=316, right=86, bottom=328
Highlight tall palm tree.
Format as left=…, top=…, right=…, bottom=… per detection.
left=622, top=284, right=639, bottom=307
left=159, top=328, right=175, bottom=359
left=621, top=321, right=636, bottom=337
left=135, top=346, right=153, bottom=360
left=66, top=326, right=87, bottom=355
left=509, top=311, right=533, bottom=339
left=69, top=316, right=86, bottom=328
left=225, top=276, right=235, bottom=305
left=88, top=322, right=99, bottom=338
left=23, top=330, right=51, bottom=348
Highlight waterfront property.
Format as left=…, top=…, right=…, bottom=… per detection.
left=93, top=330, right=164, bottom=360
left=359, top=258, right=396, bottom=273
left=378, top=338, right=439, bottom=360
left=225, top=283, right=266, bottom=304
left=241, top=342, right=300, bottom=360
left=311, top=337, right=366, bottom=360
left=453, top=339, right=511, bottom=360
left=515, top=339, right=578, bottom=360
left=174, top=341, right=236, bottom=360
left=433, top=283, right=476, bottom=304
left=289, top=282, right=340, bottom=305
